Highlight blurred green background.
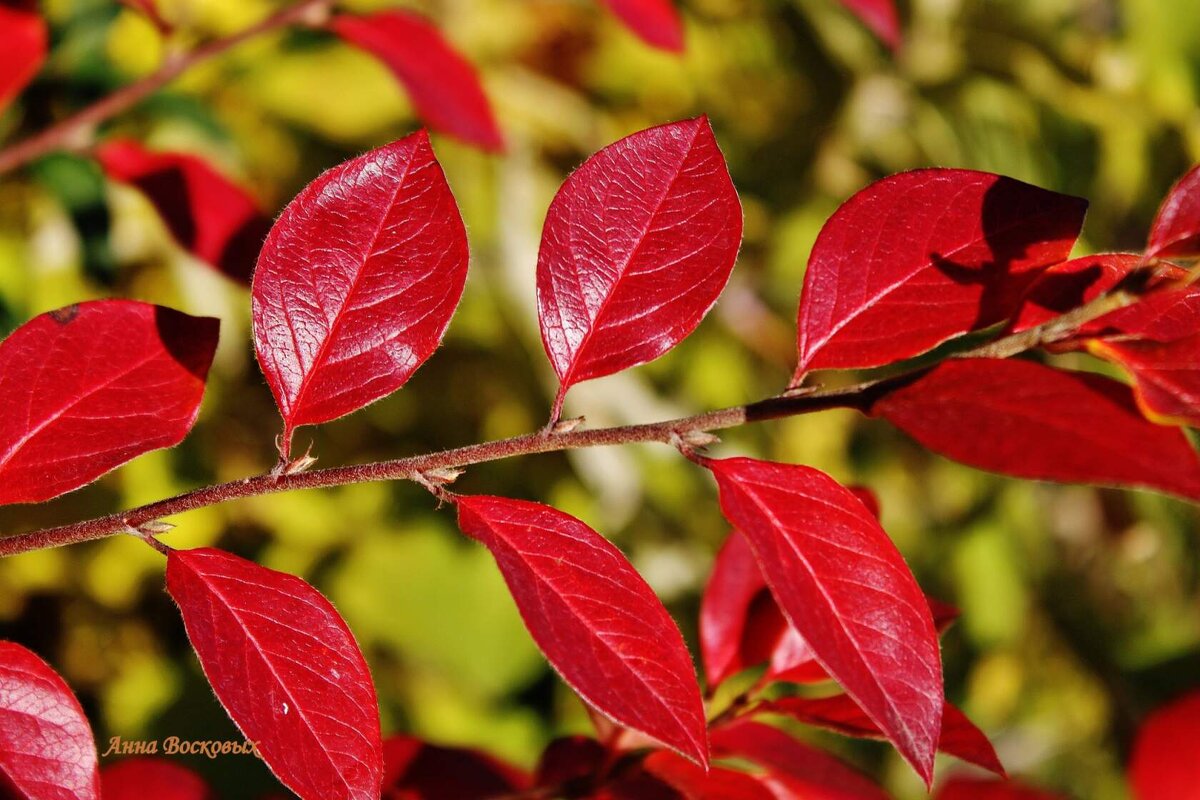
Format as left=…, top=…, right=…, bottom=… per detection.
left=1, top=0, right=1199, bottom=797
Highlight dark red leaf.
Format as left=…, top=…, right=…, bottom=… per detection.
left=0, top=641, right=98, bottom=800
left=537, top=117, right=742, bottom=420
left=454, top=495, right=708, bottom=767
left=166, top=548, right=383, bottom=800
left=1148, top=164, right=1200, bottom=258
left=382, top=735, right=528, bottom=799
left=704, top=457, right=942, bottom=784
left=873, top=358, right=1200, bottom=501
left=710, top=719, right=888, bottom=800
left=96, top=139, right=271, bottom=284
left=838, top=0, right=900, bottom=49
left=594, top=767, right=685, bottom=800
left=0, top=300, right=218, bottom=506
left=100, top=758, right=211, bottom=800
left=1129, top=691, right=1200, bottom=800
left=252, top=131, right=468, bottom=454
left=793, top=170, right=1086, bottom=381
left=0, top=2, right=46, bottom=111
left=598, top=0, right=685, bottom=51
left=760, top=694, right=1005, bottom=777
left=642, top=751, right=776, bottom=800
left=329, top=12, right=503, bottom=151
left=935, top=776, right=1066, bottom=800
left=536, top=736, right=608, bottom=790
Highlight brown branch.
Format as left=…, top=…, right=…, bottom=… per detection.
left=0, top=0, right=332, bottom=175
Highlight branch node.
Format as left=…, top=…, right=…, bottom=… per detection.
left=551, top=416, right=586, bottom=434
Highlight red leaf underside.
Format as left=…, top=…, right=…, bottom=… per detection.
left=599, top=0, right=685, bottom=51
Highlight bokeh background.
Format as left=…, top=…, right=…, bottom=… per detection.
left=1, top=0, right=1199, bottom=797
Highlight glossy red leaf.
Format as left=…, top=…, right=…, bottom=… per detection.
left=454, top=495, right=708, bottom=766
left=1148, top=164, right=1200, bottom=258
left=330, top=11, right=503, bottom=151
left=599, top=0, right=685, bottom=51
left=704, top=457, right=943, bottom=784
left=936, top=776, right=1066, bottom=800
left=873, top=358, right=1200, bottom=501
left=1129, top=691, right=1200, bottom=800
left=0, top=641, right=99, bottom=800
left=382, top=735, right=528, bottom=799
left=100, top=758, right=211, bottom=800
left=838, top=0, right=900, bottom=49
left=537, top=117, right=743, bottom=420
left=96, top=139, right=271, bottom=284
left=793, top=170, right=1087, bottom=381
left=252, top=131, right=468, bottom=454
left=710, top=719, right=888, bottom=800
left=642, top=751, right=775, bottom=800
left=166, top=548, right=383, bottom=800
left=0, top=2, right=46, bottom=112
left=760, top=694, right=1005, bottom=776
left=0, top=300, right=218, bottom=506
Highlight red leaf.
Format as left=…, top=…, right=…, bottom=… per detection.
left=166, top=548, right=383, bottom=800
left=704, top=457, right=943, bottom=784
left=1129, top=691, right=1200, bottom=800
left=100, top=758, right=212, bottom=800
left=710, top=719, right=888, bottom=800
left=382, top=735, right=528, bottom=799
left=598, top=0, right=685, bottom=51
left=454, top=495, right=708, bottom=767
left=536, top=736, right=608, bottom=789
left=642, top=751, right=776, bottom=800
left=1148, top=164, right=1200, bottom=258
left=935, top=776, right=1066, bottom=800
left=329, top=11, right=503, bottom=151
left=537, top=117, right=743, bottom=420
left=873, top=358, right=1200, bottom=501
left=252, top=131, right=468, bottom=452
left=838, top=0, right=900, bottom=50
left=0, top=641, right=99, bottom=800
left=0, top=300, right=218, bottom=506
left=0, top=2, right=46, bottom=111
left=96, top=139, right=271, bottom=284
left=760, top=694, right=1005, bottom=777
left=793, top=170, right=1086, bottom=381
left=1088, top=336, right=1200, bottom=427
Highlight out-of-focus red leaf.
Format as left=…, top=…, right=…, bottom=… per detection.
left=642, top=751, right=776, bottom=800
left=0, top=641, right=98, bottom=800
left=166, top=548, right=383, bottom=800
left=759, top=694, right=1005, bottom=777
left=252, top=131, right=468, bottom=453
left=454, top=495, right=708, bottom=767
left=537, top=117, right=742, bottom=420
left=100, top=758, right=212, bottom=800
left=793, top=170, right=1086, bottom=381
left=329, top=12, right=503, bottom=151
left=593, top=767, right=685, bottom=800
left=704, top=458, right=942, bottom=784
left=711, top=719, right=888, bottom=800
left=95, top=139, right=270, bottom=284
left=1129, top=691, right=1200, bottom=800
left=873, top=358, right=1200, bottom=501
left=1148, top=164, right=1200, bottom=258
left=598, top=0, right=684, bottom=51
left=838, top=0, right=900, bottom=49
left=0, top=2, right=46, bottom=112
left=536, top=736, right=608, bottom=791
left=382, top=735, right=528, bottom=799
left=0, top=300, right=218, bottom=506
left=935, top=776, right=1066, bottom=800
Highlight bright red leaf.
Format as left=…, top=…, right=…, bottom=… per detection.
left=454, top=495, right=708, bottom=767
left=704, top=457, right=943, bottom=785
left=382, top=735, right=528, bottom=799
left=838, top=0, right=900, bottom=49
left=166, top=548, right=383, bottom=800
left=100, top=758, right=211, bottom=800
left=0, top=2, right=46, bottom=112
left=330, top=11, right=503, bottom=151
left=0, top=641, right=99, bottom=800
left=252, top=131, right=468, bottom=455
left=793, top=169, right=1086, bottom=381
left=599, top=0, right=685, bottom=51
left=96, top=139, right=271, bottom=284
left=1129, top=691, right=1200, bottom=800
left=1148, top=164, right=1200, bottom=258
left=1088, top=335, right=1200, bottom=426
left=0, top=300, right=218, bottom=506
left=642, top=751, right=775, bottom=800
left=537, top=117, right=742, bottom=420
left=873, top=358, right=1200, bottom=501
left=760, top=694, right=1005, bottom=776
left=935, top=776, right=1066, bottom=800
